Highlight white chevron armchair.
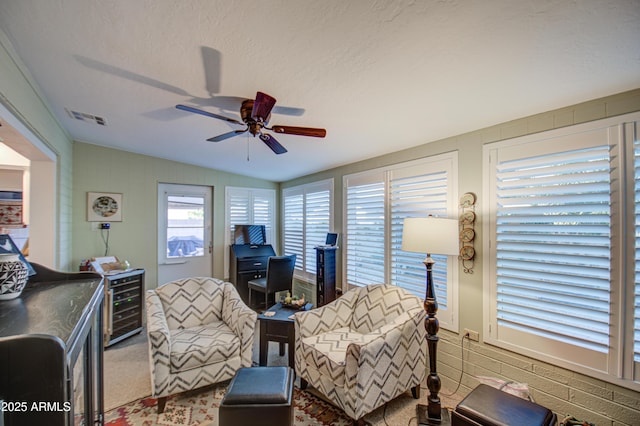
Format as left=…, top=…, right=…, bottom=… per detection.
left=294, top=284, right=427, bottom=422
left=145, top=277, right=257, bottom=413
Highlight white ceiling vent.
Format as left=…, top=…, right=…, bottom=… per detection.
left=65, top=108, right=107, bottom=126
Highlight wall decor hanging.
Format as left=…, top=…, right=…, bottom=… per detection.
left=87, top=192, right=123, bottom=222
left=459, top=192, right=476, bottom=273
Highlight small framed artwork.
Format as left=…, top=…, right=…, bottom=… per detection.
left=87, top=192, right=123, bottom=222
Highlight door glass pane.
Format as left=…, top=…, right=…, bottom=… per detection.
left=166, top=195, right=205, bottom=258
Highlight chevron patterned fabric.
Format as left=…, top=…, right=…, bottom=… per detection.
left=146, top=277, right=257, bottom=407
left=294, top=284, right=427, bottom=422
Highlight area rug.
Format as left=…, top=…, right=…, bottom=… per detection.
left=104, top=382, right=352, bottom=426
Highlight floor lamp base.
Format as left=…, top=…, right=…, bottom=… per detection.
left=417, top=403, right=451, bottom=426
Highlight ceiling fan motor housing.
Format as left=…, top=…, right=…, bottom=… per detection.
left=176, top=91, right=325, bottom=154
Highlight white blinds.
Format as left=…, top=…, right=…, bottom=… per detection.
left=494, top=145, right=612, bottom=353
left=224, top=187, right=276, bottom=276
left=634, top=137, right=640, bottom=363
left=343, top=154, right=458, bottom=326
left=345, top=179, right=385, bottom=286
left=253, top=193, right=274, bottom=236
left=304, top=189, right=331, bottom=272
left=390, top=170, right=451, bottom=304
left=226, top=188, right=275, bottom=244
left=283, top=191, right=304, bottom=270
left=282, top=180, right=333, bottom=278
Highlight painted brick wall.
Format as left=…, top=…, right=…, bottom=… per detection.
left=438, top=330, right=640, bottom=425
left=431, top=88, right=640, bottom=426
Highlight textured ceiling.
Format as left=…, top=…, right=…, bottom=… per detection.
left=0, top=0, right=638, bottom=181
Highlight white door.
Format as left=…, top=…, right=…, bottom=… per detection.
left=158, top=183, right=213, bottom=285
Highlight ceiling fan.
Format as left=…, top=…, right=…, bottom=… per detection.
left=176, top=92, right=326, bottom=154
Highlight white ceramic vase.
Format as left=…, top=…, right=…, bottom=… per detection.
left=0, top=253, right=29, bottom=300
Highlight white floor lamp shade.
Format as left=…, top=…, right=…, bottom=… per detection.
left=401, top=216, right=459, bottom=256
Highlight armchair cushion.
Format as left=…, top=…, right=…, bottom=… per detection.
left=170, top=321, right=240, bottom=372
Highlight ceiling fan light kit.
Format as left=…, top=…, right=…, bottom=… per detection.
left=176, top=92, right=326, bottom=155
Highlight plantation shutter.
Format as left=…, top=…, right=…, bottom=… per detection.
left=304, top=188, right=331, bottom=273
left=225, top=187, right=276, bottom=275
left=493, top=143, right=612, bottom=355
left=227, top=189, right=250, bottom=242
left=283, top=180, right=333, bottom=277
left=390, top=166, right=451, bottom=305
left=634, top=137, right=640, bottom=364
left=283, top=189, right=304, bottom=271
left=253, top=192, right=274, bottom=243
left=345, top=173, right=385, bottom=286
left=343, top=154, right=457, bottom=324
left=226, top=188, right=275, bottom=243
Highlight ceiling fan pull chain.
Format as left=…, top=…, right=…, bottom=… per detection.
left=246, top=137, right=250, bottom=162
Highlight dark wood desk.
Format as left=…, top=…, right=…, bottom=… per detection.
left=258, top=303, right=311, bottom=369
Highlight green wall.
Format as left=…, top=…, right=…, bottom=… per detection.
left=282, top=88, right=640, bottom=337
left=0, top=29, right=74, bottom=270
left=72, top=142, right=277, bottom=289
left=281, top=89, right=640, bottom=423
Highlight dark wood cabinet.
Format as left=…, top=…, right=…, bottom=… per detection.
left=315, top=246, right=337, bottom=307
left=0, top=263, right=104, bottom=426
left=103, top=269, right=144, bottom=347
left=229, top=244, right=275, bottom=304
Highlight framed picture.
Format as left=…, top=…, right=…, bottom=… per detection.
left=87, top=192, right=123, bottom=222
left=0, top=234, right=35, bottom=276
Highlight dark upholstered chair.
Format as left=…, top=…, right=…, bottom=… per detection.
left=248, top=254, right=296, bottom=308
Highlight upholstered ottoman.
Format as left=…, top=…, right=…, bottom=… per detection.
left=219, top=366, right=294, bottom=426
left=452, top=384, right=557, bottom=426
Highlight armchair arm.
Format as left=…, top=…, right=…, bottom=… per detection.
left=145, top=290, right=172, bottom=397
left=222, top=283, right=257, bottom=367
left=344, top=307, right=427, bottom=399
left=294, top=289, right=359, bottom=338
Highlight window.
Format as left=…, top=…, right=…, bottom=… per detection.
left=224, top=187, right=276, bottom=273
left=632, top=125, right=640, bottom=382
left=165, top=195, right=206, bottom=258
left=344, top=153, right=459, bottom=329
left=282, top=179, right=333, bottom=281
left=484, top=113, right=640, bottom=390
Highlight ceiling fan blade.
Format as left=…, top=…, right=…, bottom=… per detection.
left=175, top=104, right=243, bottom=125
left=259, top=133, right=288, bottom=155
left=251, top=92, right=277, bottom=122
left=207, top=129, right=247, bottom=142
left=271, top=125, right=326, bottom=138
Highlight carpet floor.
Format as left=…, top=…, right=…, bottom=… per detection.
left=103, top=325, right=463, bottom=425
left=104, top=382, right=352, bottom=426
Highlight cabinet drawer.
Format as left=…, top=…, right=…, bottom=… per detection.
left=238, top=259, right=267, bottom=271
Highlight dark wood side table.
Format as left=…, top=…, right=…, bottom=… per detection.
left=258, top=302, right=312, bottom=369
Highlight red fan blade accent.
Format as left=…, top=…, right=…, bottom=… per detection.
left=176, top=104, right=243, bottom=126
left=259, top=133, right=288, bottom=154
left=271, top=125, right=326, bottom=138
left=251, top=92, right=277, bottom=122
left=207, top=129, right=247, bottom=142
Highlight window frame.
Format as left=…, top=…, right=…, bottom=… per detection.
left=224, top=186, right=277, bottom=276
left=282, top=179, right=334, bottom=282
left=343, top=153, right=459, bottom=331
left=482, top=112, right=640, bottom=391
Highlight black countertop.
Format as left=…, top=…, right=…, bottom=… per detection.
left=0, top=267, right=103, bottom=345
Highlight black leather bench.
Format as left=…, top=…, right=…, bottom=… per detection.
left=219, top=366, right=294, bottom=426
left=452, top=384, right=557, bottom=426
